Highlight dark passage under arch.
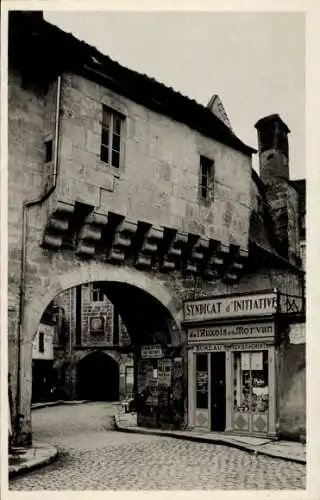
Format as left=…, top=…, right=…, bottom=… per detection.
left=76, top=351, right=119, bottom=401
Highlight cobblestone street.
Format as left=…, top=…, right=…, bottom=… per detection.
left=10, top=402, right=306, bottom=490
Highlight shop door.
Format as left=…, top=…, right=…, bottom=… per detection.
left=210, top=352, right=226, bottom=431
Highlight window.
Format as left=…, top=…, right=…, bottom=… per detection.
left=100, top=106, right=123, bottom=168
left=199, top=156, right=214, bottom=201
left=91, top=284, right=105, bottom=302
left=45, top=139, right=53, bottom=163
left=39, top=332, right=44, bottom=353
left=233, top=351, right=269, bottom=414
left=196, top=353, right=208, bottom=409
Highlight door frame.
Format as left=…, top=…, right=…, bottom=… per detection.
left=209, top=351, right=226, bottom=432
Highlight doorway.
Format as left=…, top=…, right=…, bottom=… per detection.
left=76, top=351, right=120, bottom=401
left=210, top=352, right=226, bottom=431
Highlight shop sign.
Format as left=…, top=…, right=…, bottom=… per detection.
left=194, top=344, right=225, bottom=353
left=289, top=323, right=305, bottom=344
left=188, top=322, right=274, bottom=343
left=193, top=342, right=269, bottom=353
left=158, top=359, right=172, bottom=387
left=231, top=342, right=269, bottom=351
left=184, top=291, right=277, bottom=323
left=141, top=344, right=163, bottom=358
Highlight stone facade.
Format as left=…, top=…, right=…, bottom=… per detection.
left=8, top=12, right=305, bottom=445
left=50, top=283, right=133, bottom=401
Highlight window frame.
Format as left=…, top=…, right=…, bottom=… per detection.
left=100, top=105, right=124, bottom=170
left=39, top=331, right=45, bottom=353
left=91, top=284, right=105, bottom=303
left=199, top=155, right=214, bottom=203
left=44, top=138, right=53, bottom=164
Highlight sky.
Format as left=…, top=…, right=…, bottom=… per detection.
left=44, top=11, right=305, bottom=179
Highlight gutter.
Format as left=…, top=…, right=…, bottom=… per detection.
left=15, top=75, right=62, bottom=442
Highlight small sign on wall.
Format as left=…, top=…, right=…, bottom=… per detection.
left=141, top=345, right=163, bottom=358
left=158, top=359, right=172, bottom=387
left=89, top=316, right=105, bottom=335
left=289, top=323, right=306, bottom=344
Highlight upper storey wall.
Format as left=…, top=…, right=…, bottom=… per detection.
left=56, top=73, right=252, bottom=250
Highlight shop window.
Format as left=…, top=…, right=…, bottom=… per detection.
left=39, top=332, right=45, bottom=353
left=233, top=351, right=269, bottom=415
left=199, top=156, right=214, bottom=202
left=196, top=353, right=208, bottom=409
left=91, top=284, right=105, bottom=302
left=100, top=106, right=124, bottom=168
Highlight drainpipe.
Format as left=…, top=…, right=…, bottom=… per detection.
left=15, top=75, right=62, bottom=444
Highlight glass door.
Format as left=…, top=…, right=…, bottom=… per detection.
left=195, top=353, right=209, bottom=429
left=233, top=350, right=269, bottom=434
left=210, top=352, right=226, bottom=431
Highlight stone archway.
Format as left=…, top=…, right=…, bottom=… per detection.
left=25, top=262, right=182, bottom=345
left=76, top=351, right=120, bottom=402
left=19, top=262, right=183, bottom=444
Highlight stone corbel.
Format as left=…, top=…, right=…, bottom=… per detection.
left=107, top=219, right=137, bottom=263
left=134, top=226, right=164, bottom=269
left=204, top=240, right=230, bottom=279
left=42, top=201, right=76, bottom=249
left=184, top=236, right=210, bottom=274
left=161, top=231, right=188, bottom=271
left=223, top=247, right=248, bottom=282
left=75, top=212, right=108, bottom=258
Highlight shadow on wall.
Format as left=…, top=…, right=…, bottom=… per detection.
left=279, top=343, right=306, bottom=441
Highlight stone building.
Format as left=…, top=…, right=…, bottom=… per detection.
left=8, top=12, right=305, bottom=445
left=45, top=283, right=134, bottom=402
left=31, top=304, right=56, bottom=403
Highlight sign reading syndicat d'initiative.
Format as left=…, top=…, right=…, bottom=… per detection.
left=183, top=291, right=278, bottom=323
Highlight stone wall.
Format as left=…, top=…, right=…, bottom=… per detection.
left=278, top=329, right=306, bottom=440
left=8, top=68, right=304, bottom=444
left=56, top=72, right=252, bottom=250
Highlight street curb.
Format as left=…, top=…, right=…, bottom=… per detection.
left=31, top=400, right=90, bottom=410
left=9, top=444, right=58, bottom=479
left=114, top=417, right=306, bottom=465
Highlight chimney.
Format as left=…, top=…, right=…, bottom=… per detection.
left=255, top=114, right=300, bottom=264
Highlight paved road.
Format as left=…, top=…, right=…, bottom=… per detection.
left=10, top=402, right=306, bottom=490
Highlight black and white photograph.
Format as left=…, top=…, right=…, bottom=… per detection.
left=1, top=2, right=316, bottom=496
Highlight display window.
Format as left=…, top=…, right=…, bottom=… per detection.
left=233, top=350, right=269, bottom=433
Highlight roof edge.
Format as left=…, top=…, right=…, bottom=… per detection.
left=9, top=11, right=256, bottom=157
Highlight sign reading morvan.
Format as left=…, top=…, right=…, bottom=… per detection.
left=183, top=291, right=278, bottom=323
left=188, top=322, right=275, bottom=343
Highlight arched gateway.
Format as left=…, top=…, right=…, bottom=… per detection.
left=18, top=262, right=184, bottom=444
left=25, top=262, right=182, bottom=345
